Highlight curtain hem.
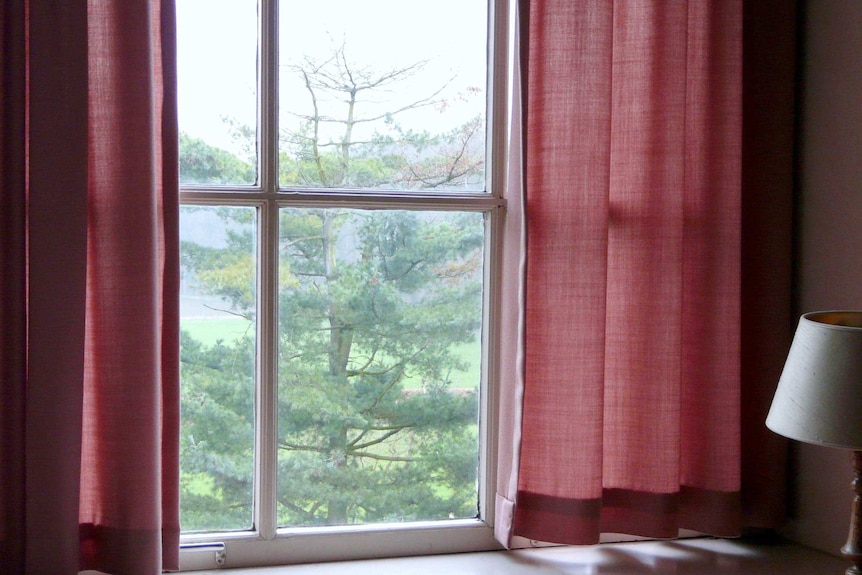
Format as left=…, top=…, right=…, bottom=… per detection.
left=513, top=487, right=742, bottom=546
left=80, top=524, right=180, bottom=574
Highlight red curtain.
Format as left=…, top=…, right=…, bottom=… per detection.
left=495, top=0, right=793, bottom=546
left=79, top=0, right=180, bottom=572
left=0, top=1, right=180, bottom=573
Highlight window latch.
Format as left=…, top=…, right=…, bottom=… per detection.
left=181, top=542, right=227, bottom=567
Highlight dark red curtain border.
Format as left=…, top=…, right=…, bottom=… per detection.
left=516, top=487, right=742, bottom=544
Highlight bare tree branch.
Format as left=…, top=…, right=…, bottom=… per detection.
left=348, top=427, right=406, bottom=451
left=349, top=451, right=416, bottom=463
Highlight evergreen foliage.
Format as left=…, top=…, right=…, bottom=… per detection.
left=179, top=47, right=485, bottom=531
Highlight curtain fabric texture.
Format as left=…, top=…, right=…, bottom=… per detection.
left=80, top=1, right=180, bottom=572
left=0, top=2, right=180, bottom=574
left=495, top=0, right=787, bottom=547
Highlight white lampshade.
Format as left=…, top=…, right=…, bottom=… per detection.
left=766, top=311, right=862, bottom=450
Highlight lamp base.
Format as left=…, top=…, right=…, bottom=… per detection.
left=841, top=451, right=862, bottom=575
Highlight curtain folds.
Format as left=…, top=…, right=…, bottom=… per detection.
left=80, top=1, right=180, bottom=573
left=0, top=1, right=180, bottom=574
left=1, top=0, right=796, bottom=568
left=496, top=0, right=791, bottom=547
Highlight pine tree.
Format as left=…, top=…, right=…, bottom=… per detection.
left=179, top=46, right=486, bottom=530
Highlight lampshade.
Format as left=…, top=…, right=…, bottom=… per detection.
left=766, top=311, right=862, bottom=450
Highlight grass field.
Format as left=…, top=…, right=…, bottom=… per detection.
left=182, top=317, right=254, bottom=347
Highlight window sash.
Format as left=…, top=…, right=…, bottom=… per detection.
left=178, top=0, right=510, bottom=567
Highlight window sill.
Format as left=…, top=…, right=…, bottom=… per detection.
left=155, top=537, right=846, bottom=574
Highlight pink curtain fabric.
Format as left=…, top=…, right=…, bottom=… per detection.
left=497, top=0, right=749, bottom=546
left=80, top=1, right=181, bottom=573
left=0, top=1, right=180, bottom=573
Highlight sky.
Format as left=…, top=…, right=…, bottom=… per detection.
left=176, top=0, right=489, bottom=158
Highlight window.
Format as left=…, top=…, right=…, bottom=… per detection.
left=177, top=0, right=509, bottom=568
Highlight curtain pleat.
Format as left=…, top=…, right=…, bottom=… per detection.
left=518, top=0, right=616, bottom=545
left=0, top=2, right=180, bottom=573
left=495, top=0, right=769, bottom=547
left=80, top=1, right=180, bottom=573
left=23, top=4, right=91, bottom=573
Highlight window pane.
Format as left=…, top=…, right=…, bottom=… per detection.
left=177, top=0, right=258, bottom=186
left=278, top=0, right=488, bottom=191
left=277, top=209, right=484, bottom=527
left=180, top=206, right=257, bottom=532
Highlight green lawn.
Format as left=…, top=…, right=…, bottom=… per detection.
left=398, top=340, right=481, bottom=390
left=182, top=317, right=254, bottom=347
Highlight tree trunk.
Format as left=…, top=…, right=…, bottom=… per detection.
left=325, top=427, right=349, bottom=525
left=323, top=211, right=352, bottom=525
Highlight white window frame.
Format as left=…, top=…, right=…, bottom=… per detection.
left=178, top=0, right=512, bottom=570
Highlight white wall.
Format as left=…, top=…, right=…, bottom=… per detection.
left=784, top=0, right=862, bottom=555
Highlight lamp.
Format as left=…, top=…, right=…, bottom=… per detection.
left=767, top=311, right=862, bottom=575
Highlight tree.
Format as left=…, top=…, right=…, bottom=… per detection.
left=179, top=45, right=485, bottom=530
left=279, top=41, right=484, bottom=191
left=179, top=132, right=255, bottom=185
left=275, top=208, right=482, bottom=525
left=180, top=330, right=255, bottom=530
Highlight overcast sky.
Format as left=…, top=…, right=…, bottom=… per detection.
left=176, top=0, right=488, bottom=156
